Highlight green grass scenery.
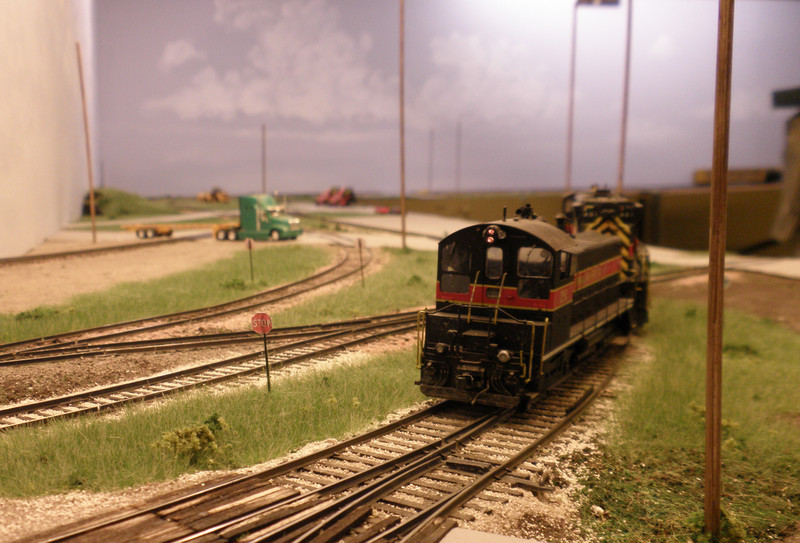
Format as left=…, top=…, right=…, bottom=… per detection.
left=0, top=245, right=333, bottom=344
left=0, top=350, right=426, bottom=498
left=78, top=188, right=242, bottom=221
left=271, top=248, right=436, bottom=327
left=579, top=299, right=800, bottom=542
left=79, top=188, right=177, bottom=219
left=0, top=247, right=438, bottom=497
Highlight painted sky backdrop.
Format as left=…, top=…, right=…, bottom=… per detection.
left=95, top=0, right=800, bottom=197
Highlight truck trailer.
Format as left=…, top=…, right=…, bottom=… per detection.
left=123, top=194, right=303, bottom=241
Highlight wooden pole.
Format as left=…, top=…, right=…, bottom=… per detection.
left=399, top=0, right=407, bottom=251
left=358, top=238, right=365, bottom=287
left=427, top=128, right=434, bottom=192
left=616, top=0, right=633, bottom=193
left=705, top=0, right=735, bottom=537
left=455, top=119, right=462, bottom=193
left=565, top=3, right=578, bottom=193
left=261, top=123, right=267, bottom=194
left=76, top=42, right=97, bottom=244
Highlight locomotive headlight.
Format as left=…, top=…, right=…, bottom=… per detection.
left=435, top=343, right=448, bottom=354
left=497, top=350, right=511, bottom=363
left=482, top=225, right=505, bottom=244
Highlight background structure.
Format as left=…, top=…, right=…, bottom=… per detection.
left=0, top=0, right=97, bottom=258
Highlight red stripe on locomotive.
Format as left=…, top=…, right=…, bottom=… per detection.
left=436, top=256, right=622, bottom=311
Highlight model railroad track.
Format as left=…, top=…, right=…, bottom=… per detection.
left=28, top=357, right=617, bottom=543
left=0, top=245, right=370, bottom=359
left=0, top=311, right=417, bottom=367
left=0, top=314, right=414, bottom=432
left=0, top=233, right=210, bottom=267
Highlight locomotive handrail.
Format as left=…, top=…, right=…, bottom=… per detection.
left=415, top=310, right=427, bottom=369
left=524, top=321, right=535, bottom=383
left=539, top=317, right=550, bottom=376
left=466, top=270, right=480, bottom=323
left=492, top=272, right=508, bottom=325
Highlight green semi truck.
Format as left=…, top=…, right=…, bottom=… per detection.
left=123, top=194, right=303, bottom=241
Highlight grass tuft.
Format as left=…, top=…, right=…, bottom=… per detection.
left=151, top=413, right=234, bottom=469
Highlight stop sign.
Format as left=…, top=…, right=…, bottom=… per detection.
left=251, top=313, right=272, bottom=335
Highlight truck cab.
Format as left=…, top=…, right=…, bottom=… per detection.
left=236, top=194, right=302, bottom=241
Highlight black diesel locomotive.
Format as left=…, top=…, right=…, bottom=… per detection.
left=416, top=189, right=649, bottom=407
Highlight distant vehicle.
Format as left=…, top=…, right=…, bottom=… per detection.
left=693, top=168, right=781, bottom=186
left=315, top=186, right=338, bottom=205
left=123, top=194, right=302, bottom=241
left=316, top=186, right=355, bottom=206
left=197, top=187, right=230, bottom=203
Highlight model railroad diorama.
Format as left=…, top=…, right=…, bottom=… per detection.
left=0, top=189, right=665, bottom=543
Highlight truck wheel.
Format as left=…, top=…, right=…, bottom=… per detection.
left=215, top=229, right=227, bottom=241
left=227, top=230, right=238, bottom=241
left=270, top=230, right=280, bottom=241
left=136, top=229, right=145, bottom=239
left=146, top=229, right=155, bottom=238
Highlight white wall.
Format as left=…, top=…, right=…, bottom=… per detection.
left=0, top=0, right=96, bottom=258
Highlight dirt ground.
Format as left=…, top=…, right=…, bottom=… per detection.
left=1, top=240, right=799, bottom=542
left=0, top=237, right=246, bottom=315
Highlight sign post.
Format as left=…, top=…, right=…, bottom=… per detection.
left=251, top=312, right=273, bottom=392
left=245, top=238, right=255, bottom=282
left=358, top=238, right=365, bottom=287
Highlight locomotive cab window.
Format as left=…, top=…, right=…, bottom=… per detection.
left=517, top=247, right=552, bottom=278
left=440, top=241, right=471, bottom=293
left=486, top=247, right=503, bottom=279
left=559, top=252, right=572, bottom=280
left=517, top=247, right=552, bottom=300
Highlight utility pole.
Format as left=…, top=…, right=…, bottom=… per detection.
left=427, top=128, right=435, bottom=193
left=617, top=0, right=633, bottom=193
left=398, top=0, right=407, bottom=250
left=76, top=42, right=97, bottom=244
left=455, top=119, right=461, bottom=193
left=705, top=0, right=735, bottom=537
left=261, top=123, right=267, bottom=194
left=565, top=4, right=578, bottom=192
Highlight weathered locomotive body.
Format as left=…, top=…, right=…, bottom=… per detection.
left=416, top=190, right=649, bottom=407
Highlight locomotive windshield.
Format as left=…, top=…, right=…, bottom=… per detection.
left=518, top=247, right=552, bottom=278
left=486, top=247, right=503, bottom=279
left=440, top=241, right=471, bottom=293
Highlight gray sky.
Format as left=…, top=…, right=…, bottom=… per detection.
left=95, top=0, right=800, bottom=197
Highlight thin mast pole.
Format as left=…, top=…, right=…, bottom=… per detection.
left=261, top=123, right=267, bottom=194
left=705, top=0, right=735, bottom=537
left=399, top=0, right=407, bottom=250
left=617, top=0, right=633, bottom=193
left=76, top=42, right=97, bottom=244
left=565, top=3, right=578, bottom=192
